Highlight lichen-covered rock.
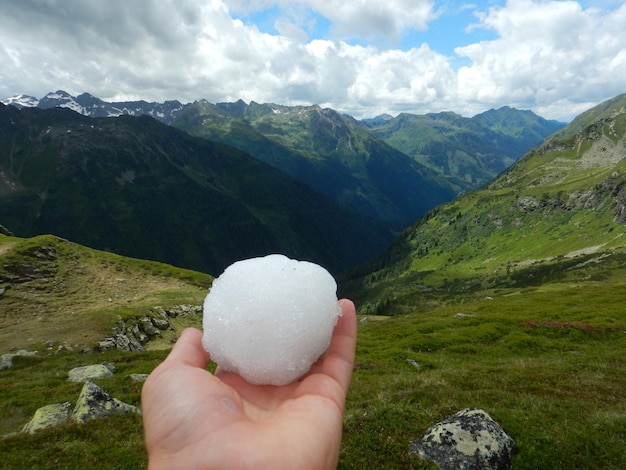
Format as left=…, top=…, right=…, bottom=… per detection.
left=72, top=381, right=140, bottom=424
left=409, top=408, right=515, bottom=470
left=22, top=402, right=72, bottom=434
left=68, top=362, right=115, bottom=382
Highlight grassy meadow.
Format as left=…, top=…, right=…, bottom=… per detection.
left=2, top=238, right=626, bottom=468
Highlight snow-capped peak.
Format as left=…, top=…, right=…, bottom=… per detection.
left=1, top=90, right=185, bottom=124
left=1, top=94, right=40, bottom=109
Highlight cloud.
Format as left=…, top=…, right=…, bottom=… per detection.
left=0, top=0, right=624, bottom=122
left=225, top=0, right=438, bottom=41
left=456, top=0, right=626, bottom=117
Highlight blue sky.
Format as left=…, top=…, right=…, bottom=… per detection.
left=1, top=0, right=625, bottom=121
left=233, top=1, right=501, bottom=57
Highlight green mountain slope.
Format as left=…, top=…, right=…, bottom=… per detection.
left=173, top=101, right=458, bottom=230
left=3, top=233, right=626, bottom=469
left=0, top=104, right=392, bottom=275
left=343, top=94, right=626, bottom=313
left=366, top=107, right=564, bottom=192
left=0, top=233, right=211, bottom=352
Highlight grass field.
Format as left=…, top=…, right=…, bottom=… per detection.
left=2, top=258, right=626, bottom=468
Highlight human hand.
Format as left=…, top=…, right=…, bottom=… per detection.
left=142, top=298, right=357, bottom=469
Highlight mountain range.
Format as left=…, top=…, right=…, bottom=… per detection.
left=2, top=91, right=184, bottom=124
left=2, top=91, right=563, bottom=230
left=365, top=107, right=564, bottom=190
left=342, top=93, right=626, bottom=313
left=1, top=92, right=625, bottom=470
left=0, top=103, right=392, bottom=275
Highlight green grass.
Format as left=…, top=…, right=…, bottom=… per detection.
left=341, top=278, right=626, bottom=469
left=0, top=235, right=211, bottom=351
left=2, top=271, right=626, bottom=468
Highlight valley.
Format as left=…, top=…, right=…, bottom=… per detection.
left=1, top=92, right=625, bottom=469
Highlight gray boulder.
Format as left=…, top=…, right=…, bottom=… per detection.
left=409, top=408, right=515, bottom=470
left=22, top=402, right=72, bottom=434
left=72, top=381, right=140, bottom=424
left=68, top=362, right=115, bottom=382
left=0, top=350, right=37, bottom=371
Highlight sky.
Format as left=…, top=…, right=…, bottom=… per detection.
left=1, top=0, right=625, bottom=122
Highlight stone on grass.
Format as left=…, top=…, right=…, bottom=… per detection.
left=0, top=350, right=37, bottom=371
left=128, top=373, right=149, bottom=382
left=67, top=362, right=115, bottom=382
left=72, top=381, right=140, bottom=424
left=22, top=402, right=72, bottom=434
left=409, top=407, right=515, bottom=470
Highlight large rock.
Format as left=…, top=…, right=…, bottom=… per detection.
left=68, top=362, right=115, bottom=382
left=72, top=381, right=140, bottom=424
left=409, top=408, right=515, bottom=470
left=22, top=402, right=72, bottom=434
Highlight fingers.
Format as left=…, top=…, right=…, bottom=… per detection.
left=164, top=327, right=211, bottom=369
left=315, top=299, right=357, bottom=393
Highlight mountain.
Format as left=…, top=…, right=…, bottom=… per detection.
left=2, top=90, right=184, bottom=124
left=174, top=100, right=458, bottom=230
left=342, top=93, right=626, bottom=313
left=0, top=103, right=392, bottom=275
left=1, top=94, right=40, bottom=109
left=2, top=90, right=563, bottom=228
left=360, top=114, right=393, bottom=125
left=364, top=107, right=565, bottom=192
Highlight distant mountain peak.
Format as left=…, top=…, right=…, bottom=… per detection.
left=0, top=94, right=40, bottom=109
left=1, top=91, right=184, bottom=124
left=361, top=114, right=393, bottom=125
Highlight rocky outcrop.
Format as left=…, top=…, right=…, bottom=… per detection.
left=409, top=408, right=516, bottom=470
left=97, top=304, right=201, bottom=352
left=0, top=243, right=59, bottom=284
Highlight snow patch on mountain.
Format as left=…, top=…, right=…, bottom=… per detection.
left=1, top=94, right=39, bottom=109
left=1, top=91, right=185, bottom=124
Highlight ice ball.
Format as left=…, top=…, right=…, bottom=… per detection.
left=201, top=254, right=342, bottom=386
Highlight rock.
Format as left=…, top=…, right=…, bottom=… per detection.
left=409, top=408, right=516, bottom=470
left=98, top=338, right=117, bottom=351
left=72, top=381, right=140, bottom=424
left=0, top=354, right=14, bottom=371
left=128, top=373, right=149, bottom=382
left=68, top=362, right=115, bottom=382
left=0, top=350, right=37, bottom=371
left=22, top=402, right=72, bottom=434
left=0, top=224, right=14, bottom=236
left=139, top=316, right=160, bottom=336
left=454, top=313, right=475, bottom=319
left=406, top=358, right=420, bottom=369
left=150, top=310, right=172, bottom=330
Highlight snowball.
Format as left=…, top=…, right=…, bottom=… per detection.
left=201, top=254, right=342, bottom=386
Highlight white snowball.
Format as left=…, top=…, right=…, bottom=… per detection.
left=201, top=254, right=342, bottom=386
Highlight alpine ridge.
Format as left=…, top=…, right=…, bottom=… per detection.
left=342, top=93, right=626, bottom=313
left=0, top=103, right=392, bottom=275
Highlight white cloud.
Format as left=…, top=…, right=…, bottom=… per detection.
left=455, top=0, right=626, bottom=118
left=225, top=0, right=438, bottom=41
left=0, top=0, right=624, bottom=122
